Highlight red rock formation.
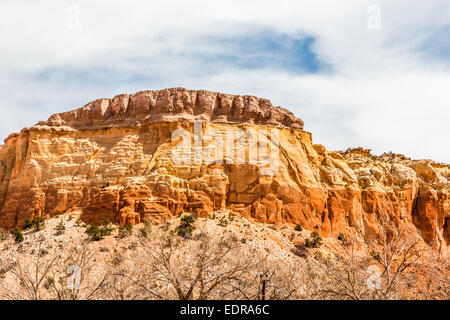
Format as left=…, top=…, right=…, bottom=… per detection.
left=0, top=88, right=448, bottom=254
left=36, top=88, right=304, bottom=130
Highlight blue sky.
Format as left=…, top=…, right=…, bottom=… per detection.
left=1, top=1, right=450, bottom=162
left=31, top=33, right=325, bottom=86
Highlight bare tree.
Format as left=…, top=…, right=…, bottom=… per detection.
left=367, top=227, right=424, bottom=299
left=46, top=243, right=110, bottom=300
left=0, top=241, right=109, bottom=300
left=0, top=242, right=59, bottom=300
left=418, top=252, right=450, bottom=300
left=229, top=254, right=304, bottom=300
left=114, top=229, right=257, bottom=300
left=302, top=228, right=425, bottom=301
left=305, top=239, right=375, bottom=300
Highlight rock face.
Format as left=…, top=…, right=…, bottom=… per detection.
left=36, top=88, right=304, bottom=130
left=0, top=88, right=448, bottom=253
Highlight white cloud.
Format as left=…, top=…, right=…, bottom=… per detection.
left=0, top=0, right=449, bottom=162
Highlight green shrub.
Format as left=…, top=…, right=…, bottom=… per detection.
left=180, top=215, right=195, bottom=225
left=24, top=218, right=32, bottom=229
left=12, top=227, right=24, bottom=243
left=101, top=182, right=110, bottom=189
left=86, top=224, right=112, bottom=241
left=75, top=219, right=85, bottom=227
left=177, top=226, right=193, bottom=238
left=305, top=231, right=323, bottom=248
left=218, top=216, right=228, bottom=227
left=118, top=224, right=133, bottom=238
left=24, top=217, right=45, bottom=231
left=55, top=220, right=66, bottom=236
left=311, top=231, right=323, bottom=245
left=295, top=224, right=303, bottom=232
left=338, top=232, right=345, bottom=241
left=177, top=214, right=196, bottom=239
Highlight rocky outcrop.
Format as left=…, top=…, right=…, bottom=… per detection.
left=0, top=88, right=448, bottom=254
left=35, top=88, right=304, bottom=130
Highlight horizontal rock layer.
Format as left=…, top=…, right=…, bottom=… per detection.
left=0, top=89, right=448, bottom=254
left=33, top=88, right=304, bottom=131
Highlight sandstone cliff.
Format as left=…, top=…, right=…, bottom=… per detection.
left=0, top=88, right=448, bottom=253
